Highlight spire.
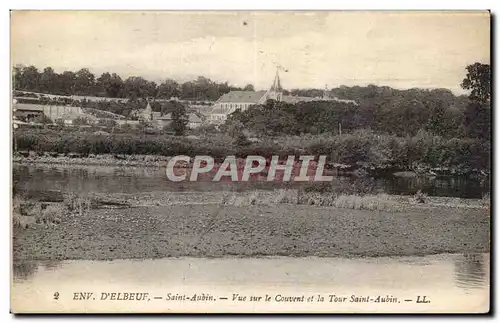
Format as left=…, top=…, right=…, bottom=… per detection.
left=264, top=66, right=283, bottom=102
left=270, top=68, right=283, bottom=92
left=323, top=84, right=330, bottom=100
left=259, top=65, right=286, bottom=104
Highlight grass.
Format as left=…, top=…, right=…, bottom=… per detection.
left=328, top=193, right=402, bottom=212
left=14, top=128, right=490, bottom=174
left=481, top=192, right=491, bottom=208
left=412, top=190, right=428, bottom=204
left=295, top=191, right=402, bottom=212
left=220, top=188, right=404, bottom=212
left=274, top=189, right=299, bottom=204
left=63, top=193, right=95, bottom=216
left=13, top=193, right=96, bottom=230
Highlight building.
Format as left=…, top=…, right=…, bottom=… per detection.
left=208, top=68, right=358, bottom=124
left=209, top=91, right=267, bottom=123
left=139, top=102, right=154, bottom=122
left=187, top=113, right=203, bottom=129
left=13, top=103, right=44, bottom=121
left=116, top=119, right=141, bottom=128
left=133, top=101, right=204, bottom=129
left=151, top=112, right=203, bottom=129
left=12, top=101, right=86, bottom=124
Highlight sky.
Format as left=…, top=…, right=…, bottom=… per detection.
left=11, top=11, right=490, bottom=94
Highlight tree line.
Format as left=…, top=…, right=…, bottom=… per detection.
left=12, top=63, right=490, bottom=141
left=226, top=63, right=491, bottom=141
left=12, top=65, right=255, bottom=101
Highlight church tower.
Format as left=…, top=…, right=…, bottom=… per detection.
left=322, top=84, right=330, bottom=100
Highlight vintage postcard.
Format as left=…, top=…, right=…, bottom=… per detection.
left=10, top=10, right=491, bottom=314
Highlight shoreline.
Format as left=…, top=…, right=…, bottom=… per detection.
left=13, top=153, right=172, bottom=168
left=13, top=158, right=491, bottom=262
left=12, top=251, right=490, bottom=263
left=13, top=153, right=490, bottom=179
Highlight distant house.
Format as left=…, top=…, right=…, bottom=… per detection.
left=151, top=112, right=172, bottom=129
left=12, top=102, right=86, bottom=124
left=151, top=112, right=203, bottom=129
left=141, top=102, right=153, bottom=121
left=187, top=113, right=203, bottom=129
left=13, top=103, right=45, bottom=121
left=116, top=119, right=141, bottom=128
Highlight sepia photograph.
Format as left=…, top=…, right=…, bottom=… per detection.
left=10, top=10, right=491, bottom=314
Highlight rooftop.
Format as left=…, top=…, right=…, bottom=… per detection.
left=155, top=113, right=203, bottom=123
left=281, top=95, right=317, bottom=104
left=216, top=91, right=266, bottom=103
left=13, top=103, right=44, bottom=112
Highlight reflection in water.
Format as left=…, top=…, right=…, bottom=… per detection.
left=13, top=253, right=489, bottom=293
left=13, top=260, right=63, bottom=281
left=13, top=164, right=489, bottom=198
left=11, top=253, right=490, bottom=313
left=43, top=260, right=63, bottom=271
left=454, top=254, right=488, bottom=290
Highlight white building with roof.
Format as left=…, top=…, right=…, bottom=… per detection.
left=12, top=102, right=88, bottom=124
left=208, top=68, right=358, bottom=124
left=209, top=91, right=268, bottom=122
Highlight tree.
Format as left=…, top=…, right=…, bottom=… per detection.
left=12, top=66, right=23, bottom=90
left=170, top=101, right=189, bottom=136
left=464, top=102, right=490, bottom=140
left=461, top=63, right=491, bottom=140
left=73, top=117, right=89, bottom=126
left=224, top=119, right=245, bottom=138
left=157, top=79, right=181, bottom=99
left=109, top=73, right=125, bottom=97
left=40, top=67, right=57, bottom=93
left=243, top=84, right=255, bottom=91
left=124, top=76, right=156, bottom=100
left=74, top=68, right=95, bottom=95
left=461, top=63, right=491, bottom=104
left=442, top=106, right=465, bottom=138
left=97, top=72, right=125, bottom=98
left=425, top=99, right=447, bottom=136
left=59, top=71, right=76, bottom=95
left=20, top=66, right=40, bottom=91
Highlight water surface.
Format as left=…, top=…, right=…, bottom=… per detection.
left=11, top=253, right=489, bottom=313
left=13, top=164, right=489, bottom=198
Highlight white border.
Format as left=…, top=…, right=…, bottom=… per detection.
left=3, top=1, right=499, bottom=10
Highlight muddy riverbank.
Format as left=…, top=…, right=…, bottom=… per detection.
left=13, top=201, right=490, bottom=261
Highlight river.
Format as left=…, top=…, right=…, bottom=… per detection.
left=11, top=253, right=489, bottom=313
left=11, top=164, right=490, bottom=313
left=12, top=164, right=489, bottom=198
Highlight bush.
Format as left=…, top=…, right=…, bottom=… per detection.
left=63, top=193, right=96, bottom=216
left=119, top=123, right=132, bottom=132
left=412, top=190, right=428, bottom=204
left=300, top=178, right=377, bottom=196
left=221, top=189, right=403, bottom=212
left=330, top=193, right=401, bottom=212
left=13, top=198, right=66, bottom=229
left=13, top=128, right=490, bottom=173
